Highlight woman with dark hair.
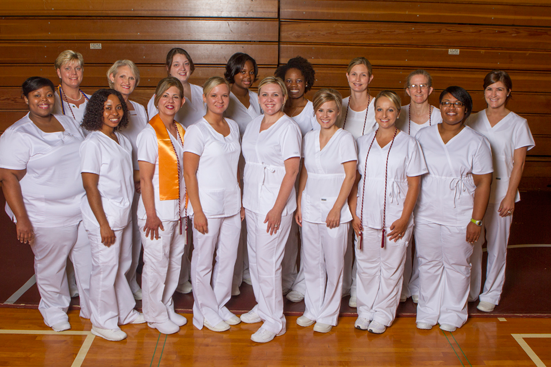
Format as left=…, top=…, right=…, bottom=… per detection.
left=467, top=71, right=534, bottom=312
left=80, top=89, right=145, bottom=341
left=414, top=86, right=493, bottom=332
left=0, top=77, right=91, bottom=332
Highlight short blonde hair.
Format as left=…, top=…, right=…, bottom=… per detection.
left=258, top=76, right=288, bottom=107
left=107, top=60, right=140, bottom=88
left=346, top=57, right=372, bottom=76
left=154, top=77, right=184, bottom=108
left=202, top=76, right=230, bottom=96
left=313, top=88, right=343, bottom=114
left=374, top=90, right=401, bottom=112
left=55, top=50, right=84, bottom=70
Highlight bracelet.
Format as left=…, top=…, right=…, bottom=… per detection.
left=470, top=218, right=482, bottom=227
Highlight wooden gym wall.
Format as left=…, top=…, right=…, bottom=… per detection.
left=0, top=0, right=550, bottom=190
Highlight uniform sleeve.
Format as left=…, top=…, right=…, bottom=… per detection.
left=339, top=132, right=358, bottom=164
left=183, top=124, right=205, bottom=156
left=80, top=138, right=102, bottom=174
left=0, top=130, right=31, bottom=170
left=406, top=139, right=428, bottom=177
left=514, top=117, right=535, bottom=151
left=281, top=123, right=302, bottom=160
left=146, top=95, right=158, bottom=120
left=137, top=127, right=158, bottom=164
left=472, top=137, right=494, bottom=175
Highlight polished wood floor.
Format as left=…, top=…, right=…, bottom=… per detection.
left=0, top=308, right=550, bottom=366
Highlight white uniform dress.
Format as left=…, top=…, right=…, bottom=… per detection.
left=184, top=118, right=242, bottom=329
left=80, top=131, right=140, bottom=330
left=414, top=125, right=493, bottom=328
left=120, top=101, right=148, bottom=295
left=0, top=113, right=91, bottom=327
left=137, top=124, right=188, bottom=324
left=53, top=90, right=90, bottom=128
left=395, top=104, right=442, bottom=300
left=147, top=84, right=205, bottom=128
left=301, top=129, right=357, bottom=326
left=356, top=131, right=427, bottom=327
left=467, top=111, right=534, bottom=305
left=242, top=114, right=302, bottom=335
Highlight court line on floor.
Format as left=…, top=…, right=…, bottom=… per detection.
left=150, top=332, right=161, bottom=367
left=4, top=275, right=36, bottom=304
left=512, top=334, right=551, bottom=367
left=449, top=332, right=473, bottom=367
left=441, top=330, right=467, bottom=367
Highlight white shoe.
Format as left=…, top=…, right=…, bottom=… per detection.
left=242, top=271, right=252, bottom=285
left=51, top=321, right=71, bottom=332
left=176, top=281, right=193, bottom=294
left=204, top=319, right=230, bottom=332
left=225, top=315, right=241, bottom=326
left=368, top=320, right=386, bottom=334
left=296, top=316, right=315, bottom=327
left=232, top=284, right=241, bottom=296
left=477, top=301, right=496, bottom=313
left=439, top=324, right=457, bottom=332
left=313, top=322, right=332, bottom=333
left=251, top=328, right=276, bottom=343
left=130, top=312, right=146, bottom=324
left=348, top=295, right=357, bottom=308
left=416, top=322, right=432, bottom=330
left=240, top=310, right=262, bottom=324
left=132, top=289, right=143, bottom=301
left=286, top=290, right=304, bottom=303
left=412, top=295, right=419, bottom=304
left=148, top=320, right=179, bottom=334
left=354, top=317, right=369, bottom=330
left=400, top=295, right=407, bottom=303
left=91, top=326, right=127, bottom=341
left=168, top=310, right=188, bottom=326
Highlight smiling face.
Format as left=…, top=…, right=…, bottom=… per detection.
left=440, top=93, right=467, bottom=126
left=56, top=61, right=83, bottom=89
left=484, top=81, right=509, bottom=110
left=168, top=54, right=192, bottom=84
left=157, top=86, right=184, bottom=118
left=102, top=94, right=124, bottom=132
left=233, top=60, right=255, bottom=90
left=284, top=68, right=306, bottom=100
left=110, top=65, right=137, bottom=98
left=406, top=74, right=433, bottom=105
left=315, top=101, right=340, bottom=130
left=258, top=83, right=285, bottom=116
left=24, top=86, right=55, bottom=118
left=204, top=83, right=230, bottom=115
left=375, top=96, right=400, bottom=130
left=346, top=64, right=372, bottom=93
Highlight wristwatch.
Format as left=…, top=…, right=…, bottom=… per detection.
left=470, top=218, right=482, bottom=227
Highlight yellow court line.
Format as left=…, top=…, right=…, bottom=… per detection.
left=512, top=334, right=551, bottom=367
left=498, top=318, right=507, bottom=322
left=72, top=333, right=96, bottom=367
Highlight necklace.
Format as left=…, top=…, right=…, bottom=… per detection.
left=408, top=104, right=432, bottom=135
left=168, top=124, right=187, bottom=235
left=358, top=127, right=398, bottom=249
left=63, top=90, right=83, bottom=102
left=342, top=96, right=370, bottom=136
left=58, top=86, right=89, bottom=120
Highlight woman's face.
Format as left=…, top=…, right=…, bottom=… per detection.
left=102, top=94, right=124, bottom=131
left=375, top=96, right=400, bottom=130
left=157, top=86, right=184, bottom=117
left=346, top=64, right=372, bottom=93
left=203, top=83, right=230, bottom=115
left=233, top=60, right=255, bottom=90
left=484, top=81, right=509, bottom=110
left=258, top=83, right=285, bottom=116
left=24, top=86, right=55, bottom=118
left=110, top=65, right=137, bottom=98
left=440, top=93, right=467, bottom=125
left=168, top=54, right=191, bottom=83
left=56, top=61, right=83, bottom=89
left=315, top=101, right=339, bottom=129
left=406, top=74, right=433, bottom=105
left=284, top=68, right=306, bottom=100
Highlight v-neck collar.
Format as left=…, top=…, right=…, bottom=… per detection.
left=437, top=124, right=466, bottom=146
left=316, top=128, right=342, bottom=152
left=484, top=109, right=512, bottom=131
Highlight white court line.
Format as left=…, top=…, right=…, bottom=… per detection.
left=4, top=275, right=36, bottom=304
left=512, top=334, right=551, bottom=367
left=0, top=329, right=95, bottom=367
left=498, top=318, right=507, bottom=322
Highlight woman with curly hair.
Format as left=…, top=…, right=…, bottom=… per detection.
left=80, top=89, right=145, bottom=341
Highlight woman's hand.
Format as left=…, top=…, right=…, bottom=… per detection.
left=16, top=217, right=34, bottom=245
left=295, top=206, right=302, bottom=227
left=326, top=207, right=341, bottom=229
left=498, top=196, right=515, bottom=217
left=100, top=224, right=116, bottom=247
left=194, top=211, right=209, bottom=235
left=466, top=221, right=482, bottom=244
left=144, top=214, right=164, bottom=240
left=388, top=217, right=408, bottom=242
left=264, top=207, right=283, bottom=235
left=240, top=207, right=246, bottom=221
left=352, top=215, right=362, bottom=238
left=135, top=180, right=141, bottom=194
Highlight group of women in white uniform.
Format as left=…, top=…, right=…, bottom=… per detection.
left=0, top=48, right=534, bottom=343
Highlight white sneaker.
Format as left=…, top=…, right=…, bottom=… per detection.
left=354, top=317, right=369, bottom=330
left=130, top=312, right=146, bottom=324
left=412, top=295, right=419, bottom=304
left=348, top=295, right=357, bottom=308
left=296, top=316, right=315, bottom=327
left=439, top=324, right=457, bottom=332
left=225, top=315, right=241, bottom=326
left=368, top=320, right=386, bottom=334
left=477, top=301, right=496, bottom=313
left=416, top=322, right=432, bottom=330
left=240, top=310, right=262, bottom=324
left=286, top=290, right=304, bottom=303
left=148, top=320, right=179, bottom=334
left=132, top=289, right=143, bottom=301
left=313, top=322, right=332, bottom=333
left=51, top=321, right=71, bottom=332
left=176, top=281, right=193, bottom=294
left=168, top=310, right=188, bottom=326
left=204, top=319, right=230, bottom=332
left=251, top=327, right=276, bottom=343
left=91, top=326, right=127, bottom=341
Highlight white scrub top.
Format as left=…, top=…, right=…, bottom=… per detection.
left=301, top=129, right=357, bottom=224
left=467, top=111, right=535, bottom=204
left=0, top=113, right=85, bottom=227
left=147, top=84, right=206, bottom=128
left=80, top=131, right=134, bottom=230
left=357, top=131, right=428, bottom=229
left=396, top=104, right=442, bottom=137
left=183, top=118, right=241, bottom=218
left=414, top=125, right=493, bottom=227
left=242, top=114, right=302, bottom=216
left=136, top=124, right=187, bottom=221
left=53, top=91, right=91, bottom=125
left=341, top=96, right=377, bottom=140
left=291, top=100, right=319, bottom=136
left=225, top=91, right=261, bottom=137
left=121, top=100, right=148, bottom=170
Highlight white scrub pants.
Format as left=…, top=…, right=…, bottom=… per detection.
left=32, top=222, right=91, bottom=327
left=232, top=219, right=249, bottom=289
left=415, top=223, right=473, bottom=328
left=191, top=213, right=241, bottom=329
left=127, top=191, right=142, bottom=294
left=356, top=226, right=411, bottom=327
left=139, top=219, right=187, bottom=323
left=86, top=223, right=138, bottom=329
left=281, top=219, right=299, bottom=293
left=302, top=221, right=348, bottom=326
left=177, top=232, right=192, bottom=289
left=406, top=241, right=421, bottom=298
left=246, top=210, right=292, bottom=334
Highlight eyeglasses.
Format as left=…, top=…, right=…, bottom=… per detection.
left=440, top=101, right=464, bottom=107
left=408, top=84, right=429, bottom=90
